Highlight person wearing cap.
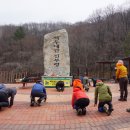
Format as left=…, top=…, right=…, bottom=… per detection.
left=116, top=60, right=128, bottom=101
left=94, top=80, right=113, bottom=116
left=72, top=79, right=90, bottom=115
left=5, top=87, right=17, bottom=107
left=30, top=80, right=47, bottom=106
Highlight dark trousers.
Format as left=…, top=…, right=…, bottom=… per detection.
left=98, top=101, right=113, bottom=112
left=56, top=86, right=64, bottom=91
left=92, top=78, right=97, bottom=87
left=0, top=91, right=9, bottom=108
left=119, top=77, right=128, bottom=99
left=74, top=98, right=90, bottom=110
left=0, top=102, right=9, bottom=108
left=31, top=92, right=45, bottom=103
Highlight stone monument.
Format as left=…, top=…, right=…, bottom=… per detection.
left=42, top=29, right=72, bottom=87
left=43, top=29, right=70, bottom=76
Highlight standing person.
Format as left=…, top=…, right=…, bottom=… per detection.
left=30, top=80, right=47, bottom=106
left=79, top=75, right=83, bottom=84
left=83, top=74, right=89, bottom=91
left=116, top=60, right=128, bottom=101
left=22, top=76, right=29, bottom=87
left=5, top=87, right=17, bottom=107
left=0, top=84, right=9, bottom=110
left=94, top=80, right=113, bottom=116
left=92, top=77, right=98, bottom=87
left=72, top=81, right=90, bottom=115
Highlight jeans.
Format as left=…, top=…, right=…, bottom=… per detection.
left=31, top=92, right=46, bottom=103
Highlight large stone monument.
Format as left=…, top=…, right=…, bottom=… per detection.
left=42, top=29, right=72, bottom=87
left=43, top=29, right=70, bottom=76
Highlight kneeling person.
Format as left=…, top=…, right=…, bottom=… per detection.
left=0, top=84, right=9, bottom=109
left=55, top=81, right=64, bottom=92
left=30, top=80, right=47, bottom=106
left=72, top=86, right=90, bottom=115
left=94, top=80, right=113, bottom=116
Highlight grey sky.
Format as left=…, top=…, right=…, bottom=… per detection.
left=0, top=0, right=129, bottom=25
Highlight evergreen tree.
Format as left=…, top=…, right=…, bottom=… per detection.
left=14, top=26, right=25, bottom=40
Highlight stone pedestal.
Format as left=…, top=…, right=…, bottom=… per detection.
left=42, top=76, right=72, bottom=88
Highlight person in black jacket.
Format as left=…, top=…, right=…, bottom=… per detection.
left=55, top=81, right=64, bottom=92
left=22, top=76, right=29, bottom=87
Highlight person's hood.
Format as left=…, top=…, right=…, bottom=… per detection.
left=96, top=82, right=104, bottom=86
left=117, top=60, right=124, bottom=65
left=0, top=84, right=6, bottom=90
left=116, top=63, right=123, bottom=67
left=73, top=79, right=84, bottom=91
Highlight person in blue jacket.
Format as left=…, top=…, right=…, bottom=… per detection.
left=0, top=84, right=9, bottom=109
left=30, top=80, right=47, bottom=106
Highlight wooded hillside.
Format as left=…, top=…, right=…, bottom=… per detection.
left=0, top=6, right=130, bottom=76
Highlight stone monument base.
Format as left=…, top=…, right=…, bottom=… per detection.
left=42, top=76, right=73, bottom=88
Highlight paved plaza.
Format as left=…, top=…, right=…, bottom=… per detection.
left=0, top=82, right=130, bottom=130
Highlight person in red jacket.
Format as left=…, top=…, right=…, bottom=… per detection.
left=72, top=79, right=90, bottom=115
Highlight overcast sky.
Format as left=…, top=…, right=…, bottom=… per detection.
left=0, top=0, right=129, bottom=25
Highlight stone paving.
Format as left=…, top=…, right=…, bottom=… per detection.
left=0, top=82, right=130, bottom=130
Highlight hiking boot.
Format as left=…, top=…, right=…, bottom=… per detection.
left=110, top=108, right=114, bottom=111
left=118, top=98, right=123, bottom=101
left=57, top=88, right=61, bottom=92
left=30, top=101, right=35, bottom=106
left=37, top=102, right=41, bottom=106
left=86, top=88, right=89, bottom=92
left=123, top=98, right=127, bottom=101
left=37, top=100, right=41, bottom=106
left=126, top=108, right=130, bottom=112
left=82, top=108, right=86, bottom=115
left=103, top=106, right=107, bottom=112
left=106, top=110, right=112, bottom=116
left=77, top=108, right=82, bottom=115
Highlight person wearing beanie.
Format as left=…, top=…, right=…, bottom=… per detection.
left=72, top=86, right=90, bottom=115
left=116, top=60, right=128, bottom=101
left=94, top=80, right=113, bottom=116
